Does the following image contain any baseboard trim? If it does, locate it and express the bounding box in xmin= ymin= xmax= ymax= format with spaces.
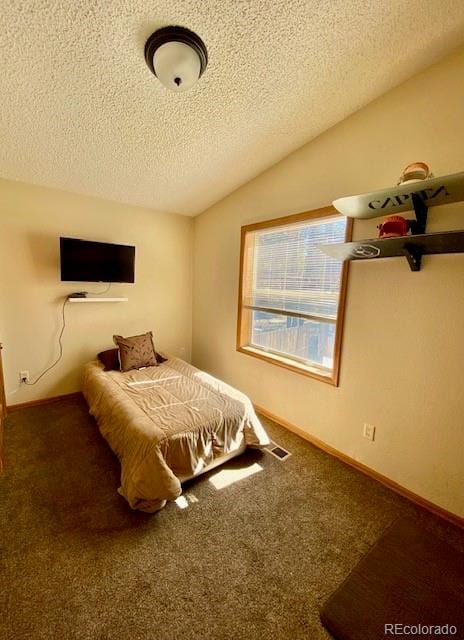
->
xmin=7 ymin=392 xmax=83 ymax=412
xmin=255 ymin=404 xmax=464 ymax=529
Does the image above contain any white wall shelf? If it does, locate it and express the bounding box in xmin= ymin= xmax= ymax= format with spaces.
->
xmin=68 ymin=297 xmax=128 ymax=303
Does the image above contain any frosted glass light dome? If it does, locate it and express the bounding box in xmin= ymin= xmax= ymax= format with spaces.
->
xmin=145 ymin=26 xmax=208 ymax=93
xmin=153 ymin=41 xmax=202 ymax=92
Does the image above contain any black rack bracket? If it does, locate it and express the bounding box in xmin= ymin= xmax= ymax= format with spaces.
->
xmin=410 ymin=193 xmax=428 ymax=234
xmin=402 ymin=243 xmax=423 ymax=271
xmin=402 ymin=194 xmax=428 ymax=269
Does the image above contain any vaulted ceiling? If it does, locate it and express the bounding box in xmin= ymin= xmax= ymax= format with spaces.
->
xmin=2 ymin=1 xmax=464 ymax=215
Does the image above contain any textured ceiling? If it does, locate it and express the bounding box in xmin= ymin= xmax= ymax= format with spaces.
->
xmin=1 ymin=1 xmax=464 ymax=216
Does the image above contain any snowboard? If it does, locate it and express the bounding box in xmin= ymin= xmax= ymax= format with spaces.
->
xmin=332 ymin=171 xmax=464 ymax=219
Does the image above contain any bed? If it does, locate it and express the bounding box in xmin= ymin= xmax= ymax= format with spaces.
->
xmin=82 ymin=355 xmax=269 ymax=512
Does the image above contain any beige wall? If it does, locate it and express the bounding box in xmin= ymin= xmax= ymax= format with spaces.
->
xmin=193 ymin=48 xmax=464 ymax=517
xmin=0 ymin=180 xmax=193 ymax=404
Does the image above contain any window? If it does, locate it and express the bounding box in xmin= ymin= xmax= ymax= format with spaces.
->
xmin=237 ymin=207 xmax=352 ymax=385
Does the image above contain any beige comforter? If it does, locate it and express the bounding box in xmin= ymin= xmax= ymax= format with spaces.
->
xmin=82 ymin=356 xmax=269 ymax=512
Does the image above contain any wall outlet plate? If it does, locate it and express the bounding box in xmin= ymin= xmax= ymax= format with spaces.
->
xmin=20 ymin=370 xmax=29 ymax=383
xmin=363 ymin=423 xmax=376 ymax=441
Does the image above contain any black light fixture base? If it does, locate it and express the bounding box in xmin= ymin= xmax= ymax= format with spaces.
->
xmin=144 ymin=26 xmax=208 ymax=78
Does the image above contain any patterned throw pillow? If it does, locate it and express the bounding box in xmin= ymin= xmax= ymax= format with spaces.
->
xmin=113 ymin=332 xmax=159 ymax=372
xmin=97 ymin=347 xmax=167 ymax=371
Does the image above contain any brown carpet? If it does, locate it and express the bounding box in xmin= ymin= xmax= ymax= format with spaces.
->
xmin=321 ymin=517 xmax=464 ymax=639
xmin=0 ymin=395 xmax=462 ymax=640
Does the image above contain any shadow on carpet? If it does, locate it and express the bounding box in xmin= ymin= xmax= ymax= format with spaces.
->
xmin=321 ymin=516 xmax=464 ymax=639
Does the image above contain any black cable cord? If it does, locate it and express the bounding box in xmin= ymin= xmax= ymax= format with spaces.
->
xmin=24 ymin=297 xmax=69 ymax=386
xmin=24 ymin=283 xmax=109 ymax=386
xmin=90 ymin=282 xmax=111 ymax=296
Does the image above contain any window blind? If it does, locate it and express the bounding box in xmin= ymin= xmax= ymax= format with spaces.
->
xmin=243 ymin=215 xmax=346 ymax=322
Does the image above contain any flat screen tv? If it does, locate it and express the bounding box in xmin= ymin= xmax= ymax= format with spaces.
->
xmin=60 ymin=237 xmax=135 ymax=283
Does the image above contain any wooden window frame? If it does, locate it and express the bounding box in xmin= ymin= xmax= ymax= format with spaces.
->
xmin=236 ymin=206 xmax=353 ymax=386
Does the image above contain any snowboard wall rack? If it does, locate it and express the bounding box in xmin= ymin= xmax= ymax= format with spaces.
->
xmin=319 ymin=168 xmax=464 ymax=271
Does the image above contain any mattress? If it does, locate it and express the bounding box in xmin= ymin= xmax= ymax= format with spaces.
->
xmin=82 ymin=356 xmax=269 ymax=512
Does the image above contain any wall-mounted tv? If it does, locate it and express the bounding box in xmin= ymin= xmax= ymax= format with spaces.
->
xmin=60 ymin=237 xmax=135 ymax=283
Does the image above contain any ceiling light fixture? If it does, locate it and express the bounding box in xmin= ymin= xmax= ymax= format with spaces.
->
xmin=144 ymin=26 xmax=208 ymax=92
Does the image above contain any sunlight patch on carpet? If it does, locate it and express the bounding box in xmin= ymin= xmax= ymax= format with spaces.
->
xmin=175 ymin=496 xmax=189 ymax=509
xmin=208 ymin=463 xmax=263 ymax=490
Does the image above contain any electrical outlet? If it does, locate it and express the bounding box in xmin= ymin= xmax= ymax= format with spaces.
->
xmin=363 ymin=423 xmax=376 ymax=441
xmin=20 ymin=370 xmax=29 ymax=384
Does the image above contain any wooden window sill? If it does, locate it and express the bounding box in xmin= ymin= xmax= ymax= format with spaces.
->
xmin=237 ymin=344 xmax=338 ymax=386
